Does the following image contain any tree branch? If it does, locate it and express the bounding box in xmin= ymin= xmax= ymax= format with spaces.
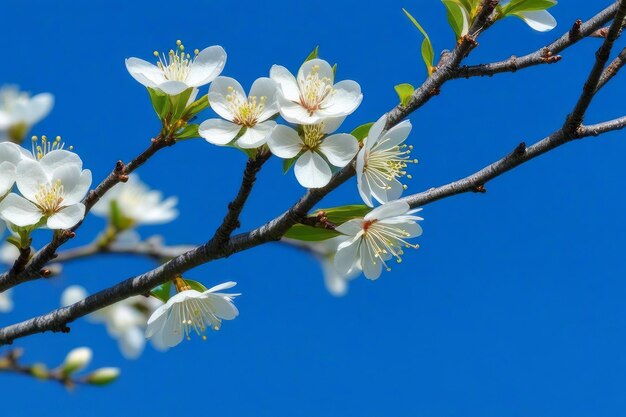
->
xmin=564 ymin=0 xmax=626 ymax=134
xmin=0 ymin=134 xmax=174 ymax=292
xmin=454 ymin=2 xmax=621 ymax=79
xmin=595 ymin=46 xmax=626 ymax=91
xmin=211 ymin=149 xmax=271 ymax=244
xmin=4 ymin=0 xmax=625 ymax=345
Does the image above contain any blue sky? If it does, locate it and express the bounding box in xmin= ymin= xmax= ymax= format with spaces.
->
xmin=2 ymin=0 xmax=626 ymax=416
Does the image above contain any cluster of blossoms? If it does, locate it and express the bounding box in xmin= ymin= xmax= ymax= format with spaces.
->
xmin=0 ymin=3 xmax=560 ymax=352
xmin=0 ymin=137 xmax=91 ymax=231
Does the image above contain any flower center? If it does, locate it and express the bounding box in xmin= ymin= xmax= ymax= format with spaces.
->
xmin=363 ymin=221 xmax=419 ymax=272
xmin=364 ymin=140 xmax=417 ymax=191
xmin=31 ymin=135 xmax=72 ymax=160
xmin=178 ymin=296 xmax=222 ymax=342
xmin=298 ymin=65 xmax=334 ymax=115
xmin=301 ymin=123 xmax=325 ymax=149
xmin=226 ymin=86 xmax=266 ymax=128
xmin=35 ymin=179 xmax=64 ymax=216
xmin=153 ymin=40 xmax=199 ymax=82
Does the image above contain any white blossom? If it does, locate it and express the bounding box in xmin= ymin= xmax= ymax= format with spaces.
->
xmin=357 ymin=115 xmax=416 ymax=207
xmin=0 ymin=289 xmax=13 ymax=313
xmin=0 ymin=86 xmax=53 ymax=142
xmin=61 ymin=285 xmax=165 ymax=359
xmin=199 ymin=76 xmax=278 ymax=149
xmin=334 ymin=201 xmax=423 ymax=280
xmin=91 ymin=174 xmax=178 ymax=227
xmin=0 ymin=146 xmax=91 ymax=230
xmin=270 ymin=59 xmax=362 ymax=125
xmin=267 ymin=119 xmax=358 ymax=188
xmin=146 ymin=282 xmax=239 ymax=348
xmin=286 ymin=236 xmax=360 ymax=296
xmin=126 ymin=40 xmax=226 ymax=96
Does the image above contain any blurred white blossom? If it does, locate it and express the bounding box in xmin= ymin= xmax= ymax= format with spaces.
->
xmin=61 ymin=285 xmax=165 ymax=359
xmin=0 ymin=85 xmax=53 ymax=142
xmin=91 ymin=174 xmax=178 ymax=228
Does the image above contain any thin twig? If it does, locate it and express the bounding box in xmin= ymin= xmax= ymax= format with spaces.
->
xmin=454 ymin=3 xmax=621 ymax=79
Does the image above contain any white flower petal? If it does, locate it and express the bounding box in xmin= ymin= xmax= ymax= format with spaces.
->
xmin=209 ymin=76 xmax=245 ymax=121
xmin=360 ymin=239 xmax=383 ymax=280
xmin=298 ymin=59 xmax=335 ymax=85
xmin=46 ymin=203 xmax=85 ymax=229
xmin=156 ymin=81 xmax=190 ymax=96
xmin=365 ymin=200 xmax=410 ymax=221
xmin=318 ymin=134 xmax=358 ymax=167
xmin=39 ymin=150 xmax=83 ymax=172
xmin=321 ymin=116 xmax=346 ymax=134
xmin=62 ymin=169 xmax=92 ymax=205
xmin=16 ymin=159 xmax=48 ymax=201
xmin=249 ymin=77 xmax=279 ymax=121
xmin=356 ymin=150 xmax=374 ymax=207
xmin=0 ymin=162 xmax=16 ymax=196
xmin=0 ymin=289 xmax=13 ymax=313
xmin=25 ymin=93 xmax=54 ymax=125
xmin=318 ymin=80 xmax=362 ymax=118
xmin=270 ymin=65 xmax=300 ymax=102
xmin=0 ymin=193 xmax=42 ymax=227
xmin=334 ymin=236 xmax=361 ymax=275
xmin=125 ymin=58 xmax=166 ymax=87
xmin=335 ymin=219 xmax=363 ymax=236
xmin=198 ymin=119 xmax=242 ymax=145
xmin=236 ymin=121 xmax=275 ymax=149
xmin=366 ymin=115 xmax=387 ymax=151
xmin=277 ymin=95 xmax=320 ymax=124
xmin=204 ymin=294 xmax=239 ymax=320
xmin=377 ymin=120 xmax=412 ymax=151
xmin=294 ymin=151 xmax=332 ymax=189
xmin=266 ymin=125 xmax=303 ymax=158
xmin=517 ymin=10 xmax=557 ymax=32
xmin=186 ymin=46 xmax=227 ymax=87
xmin=118 ymin=327 xmax=146 ymax=360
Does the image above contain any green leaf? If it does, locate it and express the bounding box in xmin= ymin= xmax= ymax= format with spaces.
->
xmin=402 ymin=8 xmax=435 ymax=76
xmin=176 ymin=123 xmax=199 ymax=140
xmin=283 ymin=156 xmax=298 ymax=173
xmin=394 ymin=83 xmax=415 ymax=107
xmin=350 ymin=122 xmax=374 ymax=142
xmin=150 ymin=281 xmax=172 ymax=303
xmin=169 ymin=88 xmax=195 ymax=120
xmin=185 ymin=279 xmax=209 ymax=292
xmin=503 ymin=0 xmax=556 ymax=15
xmin=332 ymin=63 xmax=337 ymax=77
xmin=147 ymin=87 xmax=170 ymax=120
xmin=183 ymin=95 xmax=210 ymax=118
xmin=304 ymin=46 xmax=319 ymax=63
xmin=283 ymin=225 xmax=341 ymax=241
xmin=457 ymin=0 xmax=473 ymax=14
xmin=283 ymin=205 xmax=371 ymax=242
xmin=442 ymin=0 xmax=469 ymax=38
xmin=316 ymin=205 xmax=371 ymax=224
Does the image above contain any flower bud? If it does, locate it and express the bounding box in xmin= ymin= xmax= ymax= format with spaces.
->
xmin=86 ymin=367 xmax=120 ymax=386
xmin=61 ymin=347 xmax=92 ymax=376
